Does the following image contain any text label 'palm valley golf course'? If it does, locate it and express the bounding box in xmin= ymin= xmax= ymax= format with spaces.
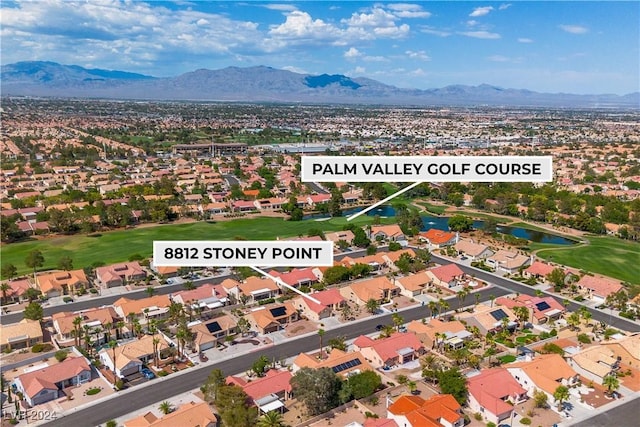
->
xmin=153 ymin=241 xmax=334 ymax=267
xmin=301 ymin=156 xmax=553 ymax=183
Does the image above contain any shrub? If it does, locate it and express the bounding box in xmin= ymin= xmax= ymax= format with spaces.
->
xmin=157 ymin=371 xmax=168 ymax=377
xmin=115 ymin=379 xmax=124 ymax=391
xmin=90 ymin=288 xmax=98 ymax=294
xmin=257 ymin=298 xmax=275 ymax=306
xmin=577 ymin=333 xmax=591 ymax=344
xmin=364 ymin=412 xmax=379 ymax=419
xmin=86 ymin=387 xmax=101 ymax=396
xmin=474 ymin=413 xmax=483 ymax=421
xmin=487 ymin=422 xmax=497 ymax=427
xmin=520 ymin=417 xmax=532 ymax=425
xmin=63 ymin=296 xmax=73 ymax=303
xmin=106 ymin=420 xmax=117 ymax=427
xmin=54 ymin=350 xmax=68 ymax=362
xmin=550 ymin=328 xmax=558 ymax=337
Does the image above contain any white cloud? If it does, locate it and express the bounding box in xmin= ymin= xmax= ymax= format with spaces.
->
xmin=263 ymin=4 xmax=298 ymax=12
xmin=466 ymin=20 xmax=479 ymax=27
xmin=459 ymin=31 xmax=501 ymax=39
xmin=344 ymin=47 xmax=362 ymax=59
xmin=518 ymin=37 xmax=533 ymax=43
xmin=269 ymin=11 xmax=338 ymax=39
xmin=498 ymin=4 xmax=512 ymax=10
xmin=487 ymin=55 xmax=509 ymax=62
xmin=406 ymin=50 xmax=430 ymax=60
xmin=409 ymin=68 xmax=426 ymax=76
xmin=345 ymin=66 xmax=367 ymax=76
xmin=469 ymin=6 xmax=493 ymax=17
xmin=420 ymin=26 xmax=452 ymax=37
xmin=196 ymin=19 xmax=209 ymax=26
xmin=559 ymin=24 xmax=589 ymax=34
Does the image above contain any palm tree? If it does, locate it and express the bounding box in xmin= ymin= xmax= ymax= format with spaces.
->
xmin=0 ymin=283 xmax=11 ymax=305
xmin=580 ymin=307 xmax=592 ymax=327
xmin=428 ymin=301 xmax=438 ymax=318
xmin=407 ymin=381 xmax=418 ymax=395
xmin=513 ymin=306 xmax=529 ymax=330
xmin=438 ymin=299 xmax=449 ymax=318
xmin=73 ymin=316 xmax=83 ymax=348
xmin=158 ymin=401 xmax=173 ymax=415
xmin=318 ymin=328 xmax=325 ymax=359
xmin=365 ymin=298 xmax=380 ymax=314
xmin=603 ymin=375 xmax=620 ymax=397
xmin=257 ymin=410 xmax=285 ymax=427
xmin=146 ymin=286 xmax=155 ymax=297
xmin=421 ymin=354 xmax=440 ymax=385
xmin=474 ymin=293 xmax=480 ymax=307
xmin=380 ymin=325 xmax=395 ymax=338
xmin=116 ymin=321 xmax=125 ymax=340
xmin=567 ymin=312 xmax=581 ymax=331
xmin=484 ymin=345 xmax=497 ymax=366
xmin=183 ymin=281 xmax=195 ymax=290
xmin=553 ymin=385 xmax=570 ymax=410
xmin=108 ymin=340 xmax=118 ymax=386
xmin=127 ymin=312 xmax=136 ymax=337
xmin=103 ymin=322 xmax=113 ymax=343
xmin=339 ymin=304 xmax=353 ymax=321
xmin=489 ymin=294 xmax=496 ymax=308
xmin=392 ymin=313 xmax=404 ymax=331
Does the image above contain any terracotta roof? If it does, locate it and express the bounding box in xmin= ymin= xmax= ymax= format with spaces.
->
xmin=577 ymin=275 xmax=623 ymax=297
xmin=173 ymin=284 xmax=227 ymax=303
xmin=53 ymin=307 xmax=120 ymax=335
xmin=239 ymin=276 xmax=279 ymax=294
xmin=6 ymin=278 xmax=32 ymax=297
xmin=17 ymin=357 xmax=91 ymax=399
xmin=420 ymin=229 xmax=456 ymax=245
xmin=268 ymin=268 xmax=317 ymax=287
xmin=354 ymin=332 xmax=423 ymax=363
xmin=114 ymin=295 xmax=171 ymax=316
xmin=36 ymin=269 xmax=88 ymax=294
xmin=123 ymin=401 xmax=217 ymax=427
xmin=388 ymin=395 xmax=425 ymax=415
xmin=384 ymin=249 xmax=416 ymax=264
xmin=370 ymin=224 xmax=404 ymax=238
xmin=295 ymin=288 xmax=344 ymax=315
xmin=406 ymin=318 xmax=466 ymax=341
xmin=248 ymin=303 xmax=296 ymax=329
xmin=508 ymin=354 xmax=577 ymax=394
xmin=227 ymin=369 xmax=292 ymax=401
xmin=454 ymin=240 xmax=490 ymax=257
xmin=0 ymin=319 xmax=43 ymax=346
xmin=293 ymin=349 xmax=374 ymax=378
xmin=346 ymin=276 xmax=396 ymax=302
xmin=397 ymin=272 xmax=430 ymax=291
xmin=99 ymin=334 xmax=169 ymax=371
xmin=389 ymin=394 xmax=462 ymax=427
xmin=468 ymin=368 xmax=526 ymax=417
xmin=364 ymin=419 xmax=399 ymax=427
xmin=524 ymin=261 xmax=556 ymax=277
xmin=427 ymin=264 xmax=465 ymax=283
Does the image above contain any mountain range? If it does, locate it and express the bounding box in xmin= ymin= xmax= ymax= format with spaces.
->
xmin=2 ymin=61 xmax=638 ymax=108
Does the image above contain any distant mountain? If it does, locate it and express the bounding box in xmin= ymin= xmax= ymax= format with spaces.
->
xmin=2 ymin=61 xmax=638 ymax=108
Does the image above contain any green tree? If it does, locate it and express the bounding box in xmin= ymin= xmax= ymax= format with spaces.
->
xmin=346 ymin=370 xmax=381 ymax=399
xmin=447 ymin=215 xmax=474 ymax=232
xmin=328 ymin=336 xmax=347 ymax=351
xmin=57 ymin=256 xmax=74 ymax=271
xmin=252 ymin=355 xmax=271 ymax=377
xmin=237 ymin=317 xmax=251 ymax=337
xmin=23 ymin=302 xmax=43 ymax=321
xmin=200 ymin=368 xmax=225 ymax=403
xmin=1 ymin=263 xmax=17 ymax=280
xmin=437 ymin=368 xmax=468 ymax=405
xmin=553 ymin=385 xmax=570 ymax=410
xmin=25 ymin=250 xmax=45 ymax=276
xmin=109 ymin=340 xmax=118 ymax=385
xmin=257 ymin=411 xmax=286 ymax=427
xmin=215 ymin=384 xmax=258 ymax=427
xmin=365 ymin=298 xmax=380 ymax=314
xmin=291 ymin=367 xmax=342 ymax=416
xmin=392 ymin=313 xmax=404 ymax=331
xmin=352 ymin=228 xmax=371 ymax=248
xmin=158 ymin=401 xmax=173 ymax=415
xmin=0 ymin=283 xmax=11 ymax=305
xmin=24 ymin=287 xmax=41 ymax=303
xmin=146 ymin=286 xmax=155 ymax=297
xmin=318 ymin=328 xmax=326 ymax=359
xmin=533 ymin=388 xmax=548 ymax=408
xmin=546 ymin=268 xmax=566 ymax=291
xmin=603 ymin=375 xmax=620 ymax=396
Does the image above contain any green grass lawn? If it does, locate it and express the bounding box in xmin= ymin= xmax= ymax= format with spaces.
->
xmin=532 ymin=236 xmax=640 ymax=285
xmin=0 ymin=216 xmax=393 ymax=277
xmin=416 ymin=201 xmax=447 ymax=215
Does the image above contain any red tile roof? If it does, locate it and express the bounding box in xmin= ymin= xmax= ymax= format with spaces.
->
xmin=428 ymin=263 xmax=465 ymax=283
xmin=354 ymin=332 xmax=423 ymax=363
xmin=226 ymin=369 xmax=292 ymax=401
xmin=467 ymin=368 xmax=525 ymax=417
xmin=420 ymin=229 xmax=456 ymax=245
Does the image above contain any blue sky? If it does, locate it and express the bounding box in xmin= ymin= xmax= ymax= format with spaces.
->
xmin=2 ymin=1 xmax=638 ymax=94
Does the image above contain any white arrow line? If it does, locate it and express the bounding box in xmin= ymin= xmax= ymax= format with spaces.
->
xmin=346 ymin=181 xmax=424 ymax=221
xmin=248 ymin=266 xmax=322 ymax=305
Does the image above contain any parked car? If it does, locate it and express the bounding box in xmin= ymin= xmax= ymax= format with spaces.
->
xmin=141 ymin=368 xmax=155 ymax=379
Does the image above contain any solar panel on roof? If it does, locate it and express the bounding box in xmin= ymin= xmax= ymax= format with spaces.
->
xmin=332 ymin=358 xmax=362 ymax=373
xmin=206 ymin=322 xmax=222 ymax=333
xmin=270 ymin=306 xmax=287 ymax=317
xmin=535 ymin=301 xmax=551 ymax=311
xmin=490 ymin=309 xmax=508 ymax=321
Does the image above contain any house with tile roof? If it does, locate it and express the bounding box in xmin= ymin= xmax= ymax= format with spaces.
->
xmin=268 ymin=268 xmax=319 ymax=289
xmin=13 ymin=356 xmax=92 ymax=406
xmin=99 ymin=334 xmax=171 ymax=378
xmin=599 ymin=334 xmax=640 ymax=371
xmin=171 ymin=283 xmax=228 ymax=312
xmin=367 ymin=225 xmax=406 ymax=243
xmin=387 ymin=394 xmax=464 ymax=427
xmin=189 ymin=315 xmax=238 ymax=353
xmin=457 ymin=304 xmax=518 ymax=335
xmin=2 ymin=278 xmax=33 ymax=303
xmin=419 ymin=229 xmax=458 ymax=249
xmin=123 ymin=401 xmax=217 ymax=427
xmin=406 ymin=318 xmax=471 ymax=351
xmin=453 ymin=240 xmax=493 ymax=260
xmin=467 ymin=368 xmax=528 ymax=425
xmin=339 ymin=276 xmax=398 ymax=306
xmin=113 ymin=295 xmax=172 ymax=324
xmin=486 ymin=250 xmax=531 ymax=273
xmin=576 ymin=275 xmax=623 ymax=302
xmin=567 ymin=345 xmax=620 ymax=385
xmin=52 ymin=306 xmax=121 ymax=347
xmin=426 ymin=264 xmax=465 ymax=289
xmin=227 ymin=369 xmax=293 ymax=406
xmin=395 ymin=271 xmax=431 ymax=297
xmin=232 ymin=276 xmax=281 ymax=304
xmin=383 ymin=249 xmax=416 ymax=269
xmin=292 ymin=348 xmax=374 ymax=379
xmin=523 ymin=261 xmax=556 ymax=283
xmin=325 ymin=230 xmax=356 ymax=246
xmin=495 ymin=295 xmax=565 ymax=325
xmin=95 ymin=262 xmax=146 ymax=288
xmin=293 ymin=288 xmax=345 ymax=322
xmin=36 ymin=269 xmax=89 ymax=297
xmin=506 ymin=354 xmax=579 ymax=401
xmin=246 ymin=303 xmax=298 ymax=334
xmin=354 ymin=332 xmax=425 ymax=369
xmin=0 ymin=319 xmax=43 ymax=352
